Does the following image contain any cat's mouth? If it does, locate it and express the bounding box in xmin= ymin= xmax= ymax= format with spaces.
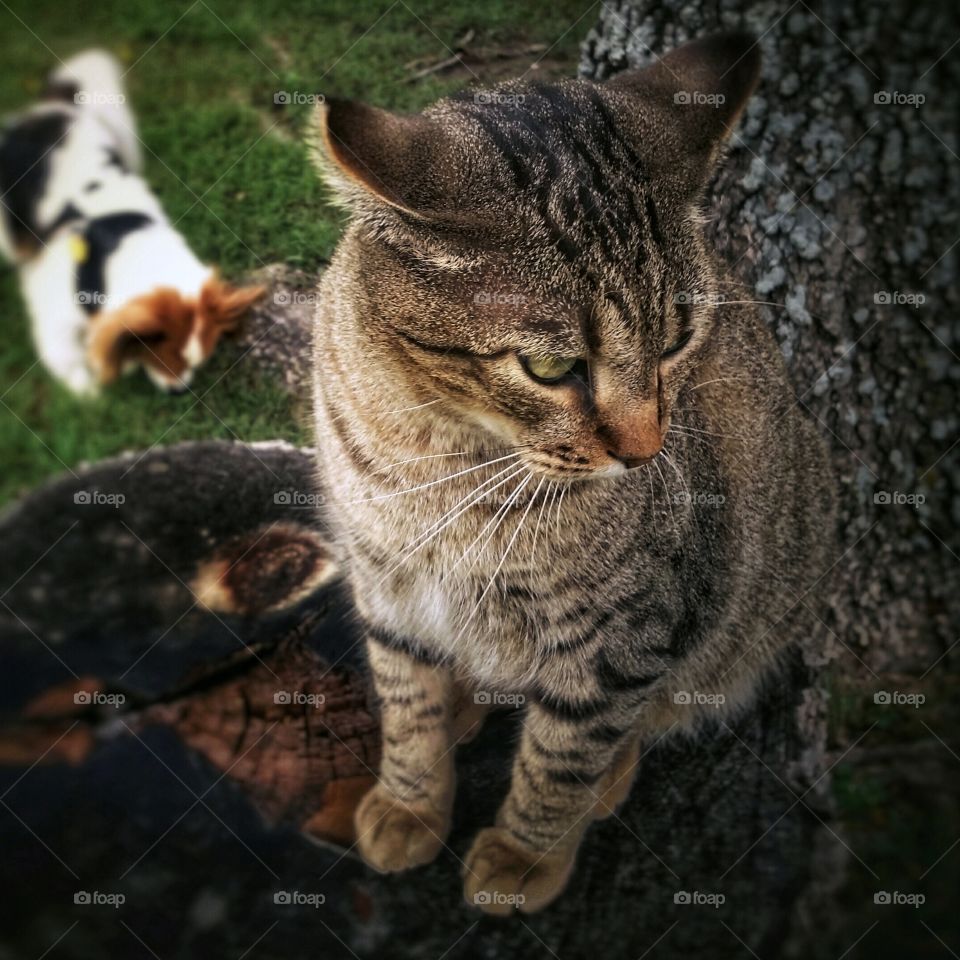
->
xmin=520 ymin=429 xmax=667 ymax=480
xmin=520 ymin=452 xmax=630 ymax=481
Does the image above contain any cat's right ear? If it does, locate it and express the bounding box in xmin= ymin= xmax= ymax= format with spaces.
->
xmin=602 ymin=33 xmax=762 ymax=191
xmin=309 ymin=99 xmax=453 ymax=219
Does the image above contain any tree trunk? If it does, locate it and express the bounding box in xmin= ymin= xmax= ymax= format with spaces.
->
xmin=2 ymin=1 xmax=957 ymax=957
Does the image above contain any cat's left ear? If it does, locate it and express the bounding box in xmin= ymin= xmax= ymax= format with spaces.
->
xmin=602 ymin=32 xmax=761 ymax=190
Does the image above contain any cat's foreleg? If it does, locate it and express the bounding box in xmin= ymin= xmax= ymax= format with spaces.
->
xmin=463 ymin=698 xmax=642 ymax=914
xmin=354 ymin=631 xmax=457 ymax=873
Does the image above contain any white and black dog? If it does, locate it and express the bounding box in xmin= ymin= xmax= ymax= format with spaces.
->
xmin=0 ymin=50 xmax=263 ymax=394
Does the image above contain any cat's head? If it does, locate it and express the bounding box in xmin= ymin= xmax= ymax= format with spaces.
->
xmin=311 ymin=34 xmax=761 ymax=478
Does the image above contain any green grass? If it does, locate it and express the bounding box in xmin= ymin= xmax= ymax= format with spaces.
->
xmin=0 ymin=0 xmax=597 ymax=503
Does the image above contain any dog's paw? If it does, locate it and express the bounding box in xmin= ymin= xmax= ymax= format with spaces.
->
xmin=62 ymin=364 xmax=100 ymax=398
xmin=463 ymin=827 xmax=575 ymax=915
xmin=354 ymin=782 xmax=449 ymax=873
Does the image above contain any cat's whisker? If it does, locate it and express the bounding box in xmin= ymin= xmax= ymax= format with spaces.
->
xmin=449 ymin=470 xmax=531 ymax=579
xmin=659 ymin=448 xmax=685 ymax=494
xmin=461 ymin=474 xmax=542 ymax=632
xmin=670 ymin=424 xmax=750 ymax=442
xmin=372 ymin=450 xmax=468 ymax=475
xmin=342 ymin=452 xmax=520 ymax=505
xmin=381 ymin=463 xmax=527 ymax=583
xmin=666 ymin=425 xmax=716 ymax=448
xmin=653 ymin=456 xmax=678 ymax=536
xmin=441 ymin=470 xmax=532 ymax=581
xmin=453 ymin=473 xmax=531 ymax=589
xmin=392 ymin=460 xmax=523 ymax=553
xmin=688 ymin=376 xmax=751 ymax=391
xmin=380 ymin=398 xmax=443 ymax=415
xmin=549 ymin=479 xmax=561 ymax=509
xmin=646 ymin=464 xmax=658 ymax=532
xmin=660 ymin=448 xmax=700 ymax=535
xmin=553 ymin=482 xmax=569 ymax=546
xmin=529 ymin=479 xmax=554 ymax=562
xmin=539 ymin=482 xmax=560 ymax=555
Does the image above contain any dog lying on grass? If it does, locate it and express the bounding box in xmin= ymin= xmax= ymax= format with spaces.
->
xmin=0 ymin=49 xmax=263 ymax=394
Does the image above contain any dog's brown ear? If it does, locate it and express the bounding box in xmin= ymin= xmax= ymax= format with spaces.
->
xmin=199 ymin=275 xmax=266 ymax=329
xmin=87 ymin=301 xmax=167 ymax=383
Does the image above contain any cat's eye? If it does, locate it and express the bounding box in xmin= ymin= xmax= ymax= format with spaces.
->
xmin=521 ymin=354 xmax=580 ymax=383
xmin=661 ymin=330 xmax=693 ymax=359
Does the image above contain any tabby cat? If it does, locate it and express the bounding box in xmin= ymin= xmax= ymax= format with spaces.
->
xmin=309 ymin=33 xmax=835 ymax=914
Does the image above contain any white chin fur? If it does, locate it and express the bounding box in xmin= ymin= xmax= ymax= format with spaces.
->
xmin=595 ymin=461 xmax=628 ymax=478
xmin=146 ymin=365 xmax=193 ymax=392
xmin=182 ymin=330 xmax=205 ymax=368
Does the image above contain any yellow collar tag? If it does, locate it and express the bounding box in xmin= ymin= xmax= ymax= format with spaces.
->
xmin=68 ymin=233 xmax=89 ymax=264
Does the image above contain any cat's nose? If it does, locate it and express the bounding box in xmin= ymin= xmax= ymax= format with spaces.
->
xmin=602 ymin=399 xmax=663 ymax=468
xmin=617 ymin=453 xmax=657 ymax=469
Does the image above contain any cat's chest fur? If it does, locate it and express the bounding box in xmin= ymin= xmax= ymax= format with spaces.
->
xmin=336 ymin=468 xmax=604 ymax=691
xmin=367 ymin=562 xmax=538 ymax=687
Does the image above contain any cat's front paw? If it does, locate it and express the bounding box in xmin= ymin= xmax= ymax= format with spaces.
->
xmin=463 ymin=827 xmax=575 ymax=915
xmin=354 ymin=782 xmax=450 ymax=873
